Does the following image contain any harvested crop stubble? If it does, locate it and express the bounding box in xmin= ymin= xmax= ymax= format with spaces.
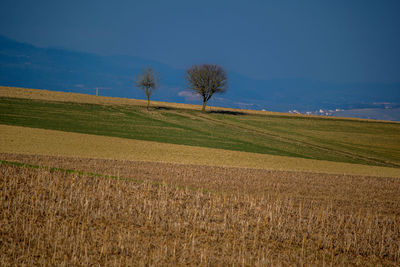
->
xmin=2 ymin=153 xmax=400 ymax=216
xmin=1 ymin=164 xmax=400 ymax=266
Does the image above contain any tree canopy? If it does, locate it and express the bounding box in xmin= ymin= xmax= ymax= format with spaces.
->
xmin=185 ymin=64 xmax=228 ymax=111
xmin=135 ymin=67 xmax=159 ymax=110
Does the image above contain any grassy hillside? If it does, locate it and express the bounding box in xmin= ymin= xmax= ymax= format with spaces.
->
xmin=1 ymin=91 xmax=399 ymax=168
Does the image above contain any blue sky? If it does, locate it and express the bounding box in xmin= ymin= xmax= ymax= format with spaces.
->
xmin=0 ymin=0 xmax=399 ymax=83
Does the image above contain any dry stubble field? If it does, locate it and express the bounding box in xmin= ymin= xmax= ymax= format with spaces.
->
xmin=1 ymin=153 xmax=400 ymax=266
xmin=1 ymin=86 xmax=400 ymax=265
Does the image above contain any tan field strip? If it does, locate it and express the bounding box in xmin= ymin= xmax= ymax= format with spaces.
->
xmin=0 ymin=86 xmax=197 ymax=110
xmin=1 ymin=124 xmax=399 ymax=177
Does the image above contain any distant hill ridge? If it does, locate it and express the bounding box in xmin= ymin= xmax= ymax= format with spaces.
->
xmin=1 ymin=35 xmax=399 ymax=118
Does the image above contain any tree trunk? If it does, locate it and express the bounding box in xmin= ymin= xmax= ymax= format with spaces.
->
xmin=201 ymin=100 xmax=207 ymax=112
xmin=146 ymin=88 xmax=150 ymax=111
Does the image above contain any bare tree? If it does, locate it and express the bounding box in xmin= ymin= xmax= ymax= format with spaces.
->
xmin=134 ymin=67 xmax=159 ymax=110
xmin=185 ymin=64 xmax=228 ymax=112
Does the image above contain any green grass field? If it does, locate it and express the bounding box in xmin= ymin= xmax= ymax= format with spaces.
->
xmin=1 ymin=95 xmax=399 ymax=168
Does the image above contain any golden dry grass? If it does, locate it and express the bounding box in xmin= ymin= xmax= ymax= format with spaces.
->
xmin=1 ymin=124 xmax=400 ymax=178
xmin=1 ymin=163 xmax=399 ymax=266
xmin=0 ymin=85 xmax=192 ymax=109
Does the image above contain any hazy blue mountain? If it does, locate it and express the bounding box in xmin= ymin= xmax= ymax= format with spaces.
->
xmin=0 ymin=35 xmax=185 ymax=103
xmin=1 ymin=35 xmax=399 ymax=118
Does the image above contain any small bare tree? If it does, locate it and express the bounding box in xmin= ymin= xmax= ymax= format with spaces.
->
xmin=185 ymin=64 xmax=228 ymax=112
xmin=134 ymin=67 xmax=159 ymax=110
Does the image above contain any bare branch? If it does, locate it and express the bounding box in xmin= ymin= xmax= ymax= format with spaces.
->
xmin=134 ymin=67 xmax=159 ymax=110
xmin=185 ymin=64 xmax=228 ymax=111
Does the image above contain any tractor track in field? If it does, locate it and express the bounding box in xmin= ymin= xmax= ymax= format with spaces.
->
xmin=198 ymin=114 xmax=400 ymax=168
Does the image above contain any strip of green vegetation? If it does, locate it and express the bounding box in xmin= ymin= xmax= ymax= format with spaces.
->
xmin=1 ymin=97 xmax=399 ymax=167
